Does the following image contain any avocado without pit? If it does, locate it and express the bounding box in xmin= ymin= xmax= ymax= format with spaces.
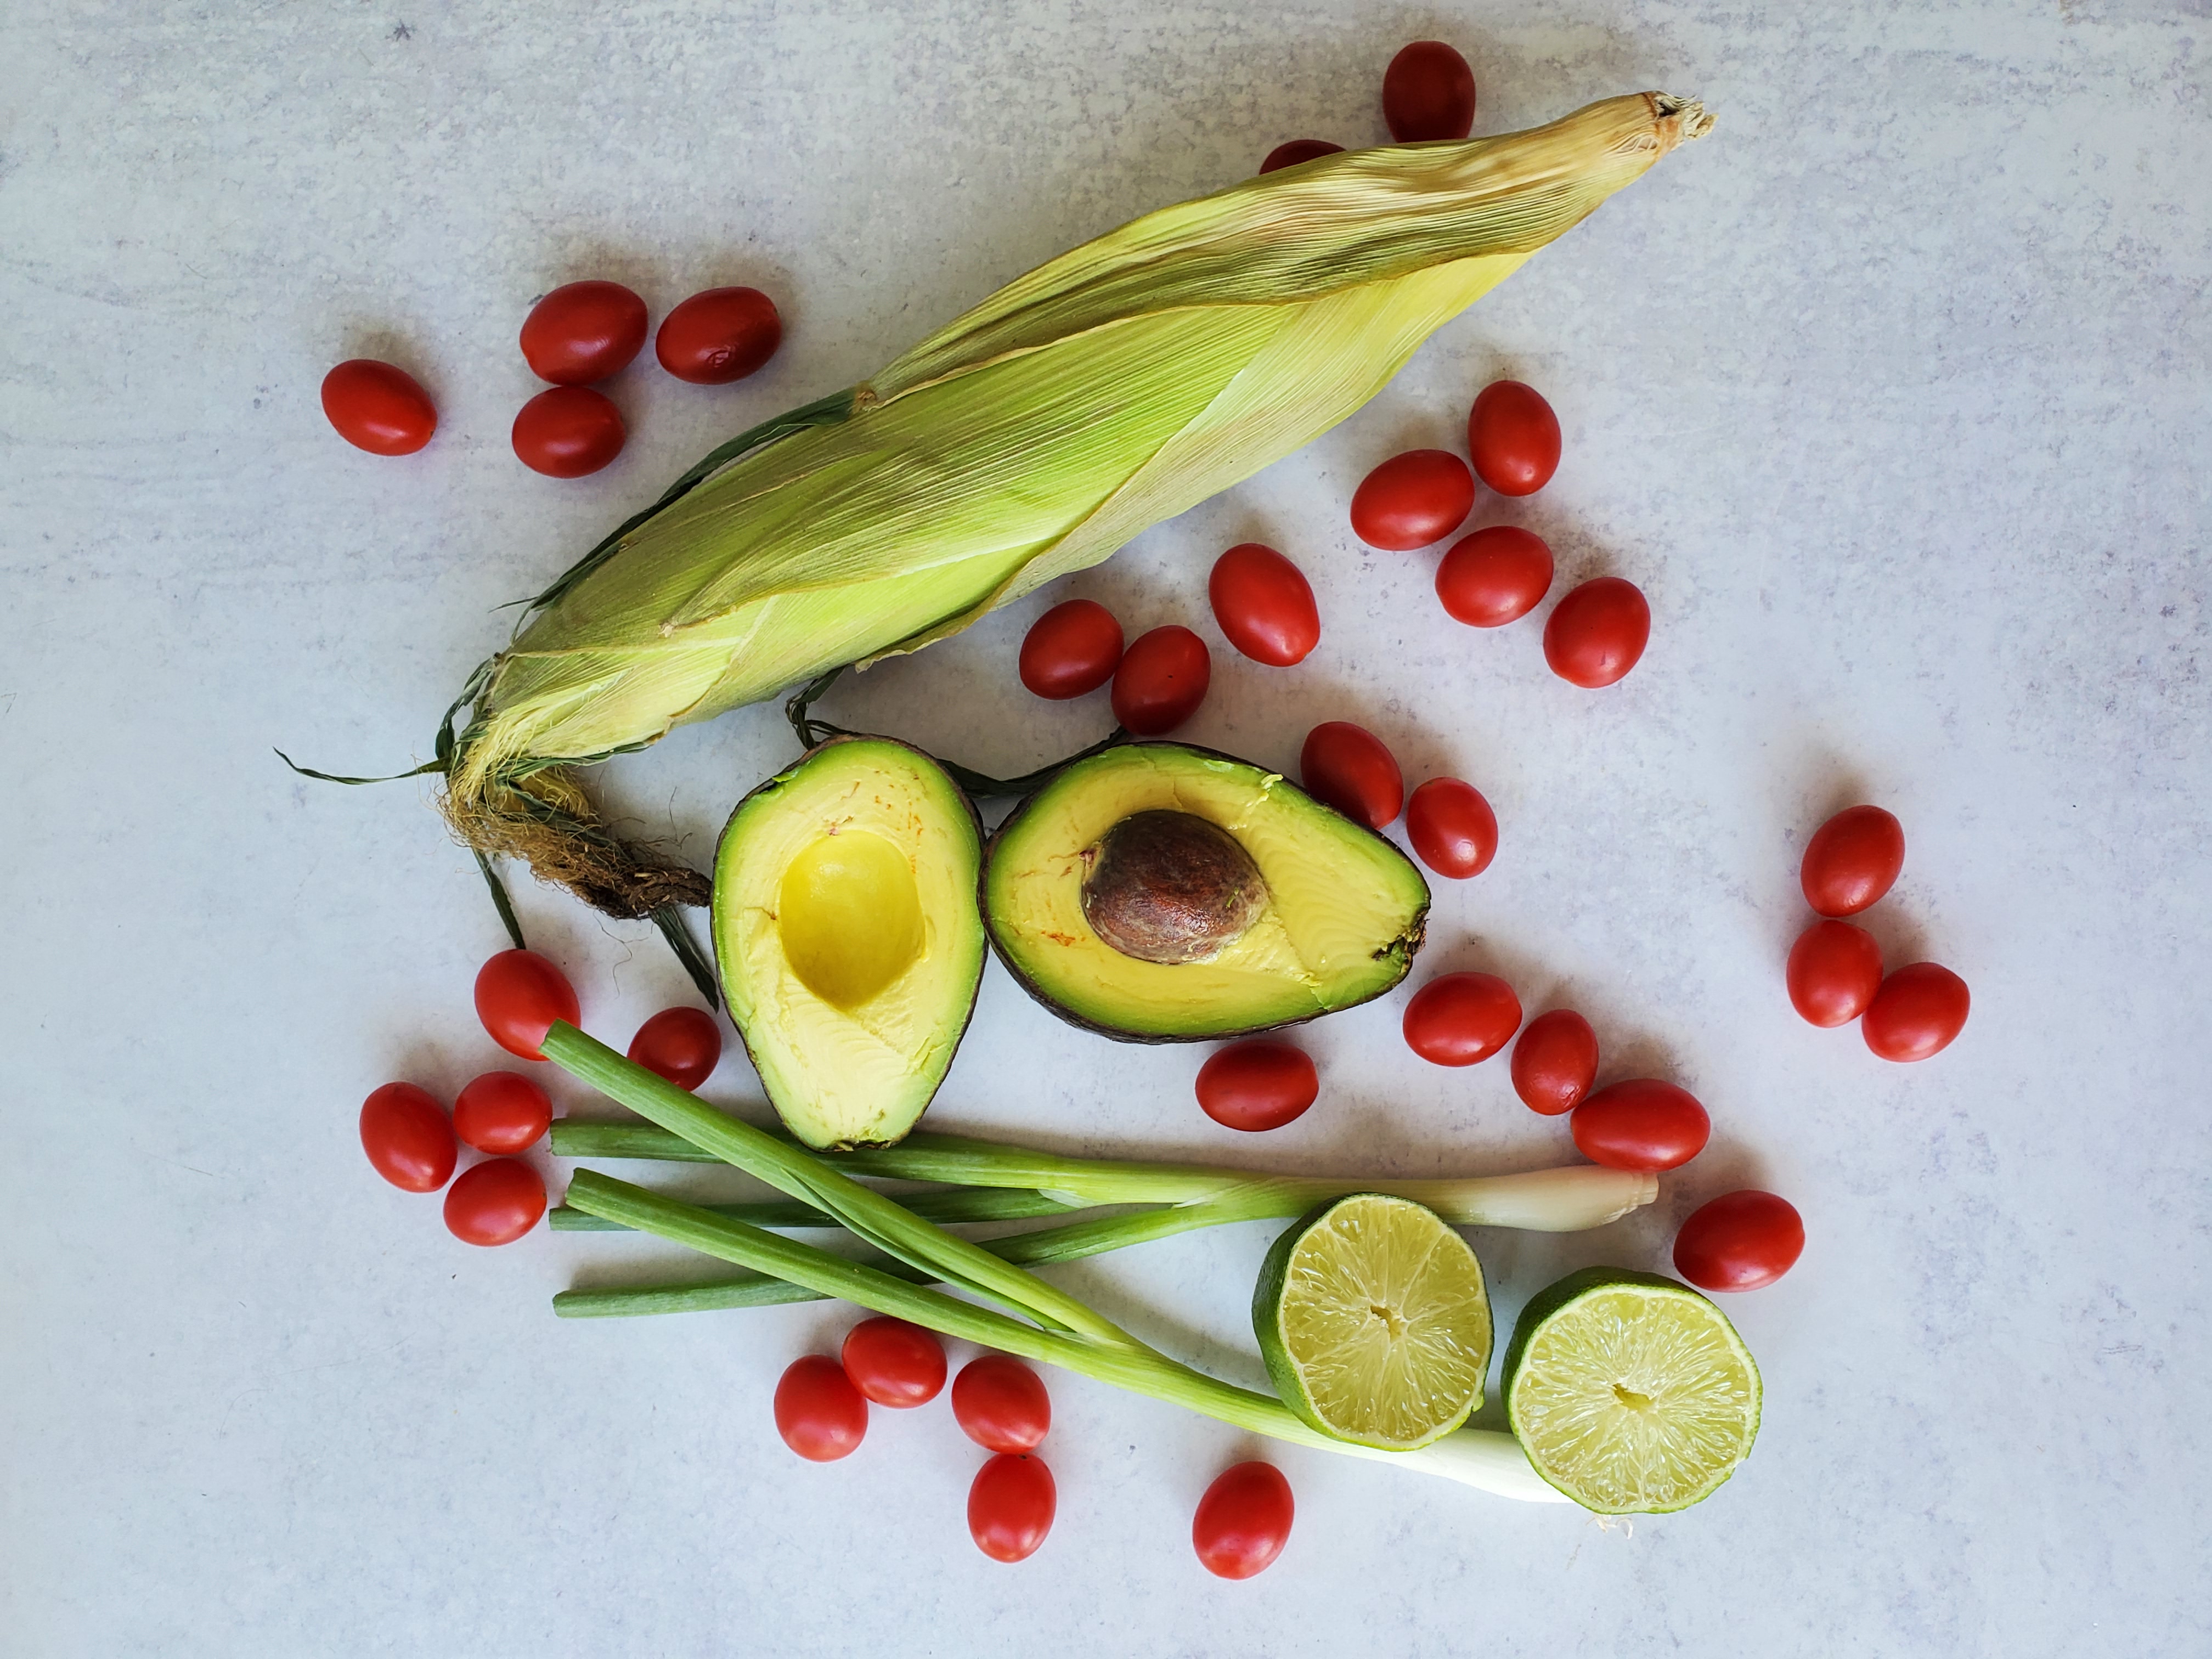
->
xmin=712 ymin=736 xmax=985 ymax=1148
xmin=982 ymin=742 xmax=1429 ymax=1041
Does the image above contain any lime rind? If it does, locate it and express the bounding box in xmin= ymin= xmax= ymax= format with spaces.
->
xmin=1503 ymin=1267 xmax=1762 ymax=1514
xmin=1253 ymin=1193 xmax=1492 ymax=1452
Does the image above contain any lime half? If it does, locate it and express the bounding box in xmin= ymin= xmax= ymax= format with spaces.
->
xmin=1252 ymin=1193 xmax=1492 ymax=1451
xmin=1504 ymin=1267 xmax=1762 ymax=1514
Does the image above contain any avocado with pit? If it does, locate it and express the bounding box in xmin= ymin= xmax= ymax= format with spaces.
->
xmin=712 ymin=736 xmax=985 ymax=1148
xmin=983 ymin=742 xmax=1429 ymax=1041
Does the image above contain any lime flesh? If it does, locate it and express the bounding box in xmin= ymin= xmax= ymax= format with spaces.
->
xmin=1504 ymin=1268 xmax=1761 ymax=1514
xmin=1253 ymin=1193 xmax=1491 ymax=1451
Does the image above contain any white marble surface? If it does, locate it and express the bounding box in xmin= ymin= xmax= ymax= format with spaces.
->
xmin=4 ymin=2 xmax=2207 ymax=1653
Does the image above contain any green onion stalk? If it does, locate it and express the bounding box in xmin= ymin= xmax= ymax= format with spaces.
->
xmin=542 ymin=1025 xmax=1653 ymax=1505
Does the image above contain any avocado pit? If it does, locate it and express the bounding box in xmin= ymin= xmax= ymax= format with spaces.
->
xmin=1079 ymin=809 xmax=1268 ymax=964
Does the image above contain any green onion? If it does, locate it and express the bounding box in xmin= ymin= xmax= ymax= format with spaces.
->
xmin=562 ymin=1167 xmax=1564 ymax=1504
xmin=540 ymin=1024 xmax=1615 ymax=1504
xmin=548 ymin=1119 xmax=1657 ymax=1228
xmin=546 ymin=1186 xmax=1087 ymax=1232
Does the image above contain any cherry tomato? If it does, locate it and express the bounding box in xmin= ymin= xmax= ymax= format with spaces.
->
xmin=654 ymin=285 xmax=781 ymax=385
xmin=442 ymin=1157 xmax=546 ymax=1245
xmin=628 ymin=1006 xmax=722 ymax=1090
xmin=1209 ymin=543 xmax=1320 ymax=667
xmin=473 ymin=949 xmax=580 ymax=1061
xmin=1111 ymin=625 xmax=1211 ymax=735
xmin=1259 ymin=138 xmax=1344 ymax=173
xmin=1673 ymin=1190 xmax=1804 ymax=1292
xmin=453 ymin=1071 xmax=553 ymax=1154
xmin=1466 ymin=381 xmax=1561 ymax=496
xmin=951 ymin=1355 xmax=1051 ymax=1453
xmin=520 ymin=279 xmax=648 ymax=384
xmin=1786 ymin=920 xmax=1883 ymax=1028
xmin=774 ymin=1355 xmax=868 ymax=1461
xmin=1193 ymin=1461 xmax=1295 ymax=1579
xmin=1020 ymin=599 xmax=1125 ymax=698
xmin=840 ymin=1317 xmax=947 ymax=1408
xmin=1405 ymin=777 xmax=1497 ymax=878
xmin=1349 ymin=450 xmax=1476 ymax=551
xmin=1436 ymin=525 xmax=1553 ymax=627
xmin=969 ymin=1453 xmax=1056 ymax=1563
xmin=1861 ymin=962 xmax=1970 ymax=1062
xmin=512 ymin=386 xmax=626 ymax=478
xmin=1382 ymin=41 xmax=1476 ymax=142
xmin=1801 ymin=805 xmax=1906 ymax=918
xmin=1195 ymin=1040 xmax=1319 ymax=1132
xmin=1402 ymin=972 xmax=1521 ymax=1066
xmin=1510 ymin=1009 xmax=1599 ymax=1115
xmin=1572 ymin=1080 xmax=1709 ymax=1171
xmin=320 ymin=359 xmax=437 ymax=456
xmin=1300 ymin=721 xmax=1403 ymax=828
xmin=359 ymin=1081 xmax=456 ymax=1192
xmin=1543 ymin=576 xmax=1649 ymax=688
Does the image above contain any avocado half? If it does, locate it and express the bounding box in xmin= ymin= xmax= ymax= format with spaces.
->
xmin=982 ymin=742 xmax=1429 ymax=1041
xmin=712 ymin=737 xmax=985 ymax=1148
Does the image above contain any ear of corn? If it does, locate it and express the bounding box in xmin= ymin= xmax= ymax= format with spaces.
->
xmin=445 ymin=92 xmax=1711 ymax=912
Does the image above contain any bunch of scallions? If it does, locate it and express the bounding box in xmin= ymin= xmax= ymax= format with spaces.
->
xmin=542 ymin=1025 xmax=1655 ymax=1504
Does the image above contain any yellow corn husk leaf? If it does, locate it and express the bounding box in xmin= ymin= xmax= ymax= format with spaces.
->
xmin=453 ymin=92 xmax=1711 ymax=809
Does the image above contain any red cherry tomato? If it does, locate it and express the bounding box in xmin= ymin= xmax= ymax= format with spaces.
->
xmin=512 ymin=386 xmax=626 ymax=478
xmin=1209 ymin=543 xmax=1320 ymax=667
xmin=1436 ymin=525 xmax=1553 ymax=627
xmin=1861 ymin=962 xmax=1970 ymax=1062
xmin=359 ymin=1081 xmax=456 ymax=1192
xmin=969 ymin=1453 xmax=1056 ymax=1563
xmin=774 ymin=1355 xmax=868 ymax=1461
xmin=1111 ymin=625 xmax=1211 ymax=735
xmin=1349 ymin=450 xmax=1476 ymax=551
xmin=628 ymin=1007 xmax=723 ymax=1090
xmin=441 ymin=1157 xmax=546 ymax=1245
xmin=840 ymin=1317 xmax=947 ymax=1408
xmin=320 ymin=359 xmax=437 ymax=455
xmin=951 ymin=1355 xmax=1051 ymax=1453
xmin=1405 ymin=777 xmax=1497 ymax=878
xmin=473 ymin=949 xmax=580 ymax=1061
xmin=1020 ymin=599 xmax=1125 ymax=699
xmin=1801 ymin=805 xmax=1906 ymax=917
xmin=1786 ymin=920 xmax=1883 ymax=1028
xmin=1193 ymin=1461 xmax=1295 ymax=1579
xmin=1195 ymin=1040 xmax=1319 ymax=1132
xmin=1510 ymin=1009 xmax=1599 ymax=1115
xmin=520 ymin=280 xmax=648 ymax=384
xmin=1300 ymin=721 xmax=1403 ymax=828
xmin=453 ymin=1071 xmax=553 ymax=1154
xmin=1543 ymin=576 xmax=1650 ymax=688
xmin=654 ymin=286 xmax=781 ymax=385
xmin=1571 ymin=1080 xmax=1709 ymax=1171
xmin=1673 ymin=1190 xmax=1804 ymax=1292
xmin=1466 ymin=381 xmax=1561 ymax=497
xmin=1402 ymin=972 xmax=1521 ymax=1066
xmin=1382 ymin=41 xmax=1476 ymax=142
xmin=1260 ymin=138 xmax=1344 ymax=173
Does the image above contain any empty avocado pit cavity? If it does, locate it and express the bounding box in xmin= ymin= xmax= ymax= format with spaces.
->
xmin=776 ymin=830 xmax=925 ymax=1008
xmin=1079 ymin=809 xmax=1269 ymax=965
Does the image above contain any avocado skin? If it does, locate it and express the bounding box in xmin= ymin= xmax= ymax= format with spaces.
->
xmin=712 ymin=735 xmax=985 ymax=1148
xmin=981 ymin=741 xmax=1430 ymax=1045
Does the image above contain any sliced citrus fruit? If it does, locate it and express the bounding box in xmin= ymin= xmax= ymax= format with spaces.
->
xmin=1252 ymin=1193 xmax=1491 ymax=1451
xmin=1504 ymin=1267 xmax=1762 ymax=1513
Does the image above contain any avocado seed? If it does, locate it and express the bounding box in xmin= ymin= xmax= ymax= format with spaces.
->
xmin=1079 ymin=810 xmax=1268 ymax=964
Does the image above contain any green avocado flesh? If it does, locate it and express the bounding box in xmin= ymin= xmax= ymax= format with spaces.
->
xmin=712 ymin=737 xmax=985 ymax=1148
xmin=983 ymin=743 xmax=1429 ymax=1040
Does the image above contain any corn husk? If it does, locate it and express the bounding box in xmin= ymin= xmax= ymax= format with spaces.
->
xmin=445 ymin=93 xmax=1711 ymax=913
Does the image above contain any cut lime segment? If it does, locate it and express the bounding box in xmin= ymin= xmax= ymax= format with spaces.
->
xmin=1252 ymin=1193 xmax=1492 ymax=1451
xmin=1504 ymin=1267 xmax=1761 ymax=1514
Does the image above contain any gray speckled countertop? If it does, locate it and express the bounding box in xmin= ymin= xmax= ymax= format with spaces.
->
xmin=4 ymin=3 xmax=2206 ymax=1654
